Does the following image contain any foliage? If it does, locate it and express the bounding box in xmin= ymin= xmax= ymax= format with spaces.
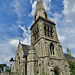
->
xmin=69 ymin=62 xmax=75 ymax=75
xmin=0 ymin=64 xmax=10 ymax=72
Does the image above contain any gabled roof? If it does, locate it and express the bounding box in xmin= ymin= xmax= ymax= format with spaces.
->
xmin=64 ymin=54 xmax=75 ymax=62
xmin=21 ymin=44 xmax=30 ymax=56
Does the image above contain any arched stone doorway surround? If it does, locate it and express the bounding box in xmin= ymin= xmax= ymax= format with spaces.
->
xmin=54 ymin=67 xmax=62 ymax=75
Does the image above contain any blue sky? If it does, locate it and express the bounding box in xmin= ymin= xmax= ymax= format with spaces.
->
xmin=0 ymin=0 xmax=75 ymax=64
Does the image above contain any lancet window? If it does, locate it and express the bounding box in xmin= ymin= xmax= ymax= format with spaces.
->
xmin=18 ymin=57 xmax=20 ymax=64
xmin=50 ymin=43 xmax=55 ymax=55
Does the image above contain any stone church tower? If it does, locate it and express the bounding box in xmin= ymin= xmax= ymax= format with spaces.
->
xmin=27 ymin=0 xmax=70 ymax=75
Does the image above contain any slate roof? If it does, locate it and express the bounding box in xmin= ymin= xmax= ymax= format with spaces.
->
xmin=64 ymin=54 xmax=75 ymax=62
xmin=21 ymin=44 xmax=30 ymax=56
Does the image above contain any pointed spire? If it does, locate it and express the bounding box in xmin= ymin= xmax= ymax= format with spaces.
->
xmin=34 ymin=0 xmax=48 ymax=21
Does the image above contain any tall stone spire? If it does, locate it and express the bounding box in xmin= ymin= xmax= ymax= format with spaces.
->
xmin=34 ymin=0 xmax=48 ymax=21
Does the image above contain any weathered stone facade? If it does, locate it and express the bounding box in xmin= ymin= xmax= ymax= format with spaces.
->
xmin=27 ymin=0 xmax=70 ymax=75
xmin=11 ymin=0 xmax=75 ymax=75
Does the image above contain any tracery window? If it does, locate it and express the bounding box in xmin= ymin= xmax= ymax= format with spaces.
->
xmin=50 ymin=43 xmax=55 ymax=55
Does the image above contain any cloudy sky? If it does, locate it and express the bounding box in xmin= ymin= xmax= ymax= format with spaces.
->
xmin=0 ymin=0 xmax=75 ymax=64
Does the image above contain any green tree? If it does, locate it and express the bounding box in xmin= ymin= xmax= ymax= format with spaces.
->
xmin=0 ymin=64 xmax=10 ymax=72
xmin=69 ymin=62 xmax=75 ymax=75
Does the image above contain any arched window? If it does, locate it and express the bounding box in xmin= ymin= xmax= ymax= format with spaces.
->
xmin=50 ymin=43 xmax=54 ymax=55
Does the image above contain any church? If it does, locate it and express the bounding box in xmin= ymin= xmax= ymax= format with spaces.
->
xmin=11 ymin=0 xmax=75 ymax=75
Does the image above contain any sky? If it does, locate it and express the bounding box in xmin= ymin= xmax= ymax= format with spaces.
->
xmin=0 ymin=0 xmax=75 ymax=65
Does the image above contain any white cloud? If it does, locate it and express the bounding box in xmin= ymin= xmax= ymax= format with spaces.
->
xmin=42 ymin=0 xmax=51 ymax=11
xmin=63 ymin=0 xmax=75 ymax=22
xmin=10 ymin=0 xmax=26 ymax=20
xmin=9 ymin=39 xmax=19 ymax=49
xmin=29 ymin=0 xmax=51 ymax=16
xmin=21 ymin=38 xmax=31 ymax=45
xmin=18 ymin=25 xmax=31 ymax=45
xmin=62 ymin=0 xmax=75 ymax=40
xmin=18 ymin=25 xmax=30 ymax=38
xmin=50 ymin=13 xmax=63 ymax=24
xmin=9 ymin=25 xmax=31 ymax=46
xmin=0 ymin=42 xmax=17 ymax=64
xmin=11 ymin=0 xmax=22 ymax=18
xmin=63 ymin=0 xmax=75 ymax=14
xmin=58 ymin=35 xmax=66 ymax=43
xmin=29 ymin=1 xmax=37 ymax=16
xmin=0 ymin=55 xmax=10 ymax=64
